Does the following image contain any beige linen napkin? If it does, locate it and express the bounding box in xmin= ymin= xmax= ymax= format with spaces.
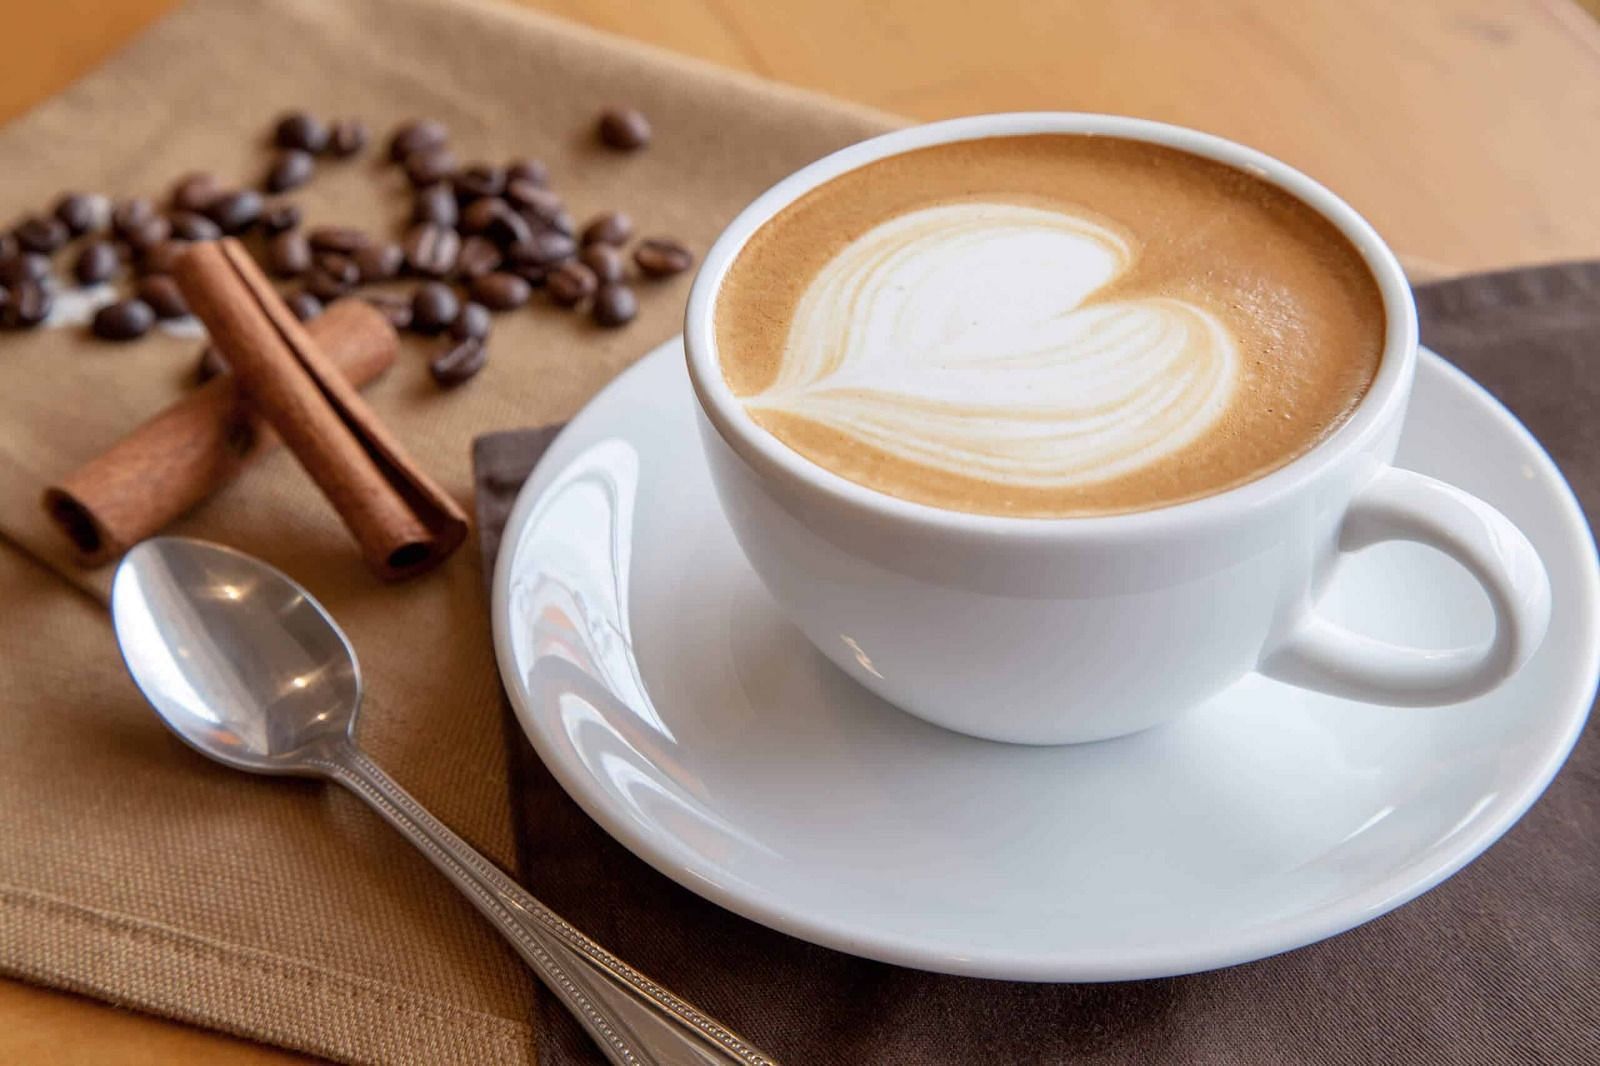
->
xmin=0 ymin=0 xmax=891 ymax=1061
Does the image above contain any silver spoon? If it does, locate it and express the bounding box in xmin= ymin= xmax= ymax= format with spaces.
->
xmin=111 ymin=536 xmax=776 ymax=1066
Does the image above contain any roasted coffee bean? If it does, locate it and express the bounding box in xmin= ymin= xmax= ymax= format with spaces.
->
xmin=124 ymin=215 xmax=172 ymax=254
xmin=455 ymin=236 xmax=502 ymax=279
xmin=503 ymin=260 xmax=548 ymax=287
xmin=274 ymin=111 xmax=329 ymax=153
xmin=454 ymin=164 xmax=505 ymax=202
xmin=363 ymin=293 xmax=412 ymax=332
xmin=73 ymin=240 xmax=122 ymax=285
xmin=412 ymin=184 xmax=458 ymax=227
xmin=591 ymin=283 xmax=637 ymax=327
xmin=170 ymin=173 xmax=221 ymax=213
xmin=266 ymin=230 xmax=312 ymax=277
xmin=195 ymin=346 xmax=229 ymax=385
xmin=579 ymin=242 xmax=624 ymax=284
xmin=633 ymin=237 xmax=694 ymax=278
xmin=597 ymin=106 xmax=651 ymax=150
xmin=313 ymin=252 xmax=360 ymax=288
xmin=546 ymin=261 xmax=598 ymax=307
xmin=0 ymin=231 xmax=16 ymax=261
xmin=113 ymin=197 xmax=157 ymax=239
xmin=460 ymin=196 xmax=506 ymax=235
xmin=305 ymin=266 xmax=354 ymax=302
xmin=54 ymin=193 xmax=109 ymax=236
xmin=510 ymin=228 xmax=576 ymax=268
xmin=137 ymin=275 xmax=188 ymax=319
xmin=505 ymin=180 xmax=561 ymax=216
xmin=354 ymin=241 xmax=403 ymax=283
xmin=92 ymin=298 xmax=155 ymax=340
xmin=140 ymin=239 xmax=187 ymax=276
xmin=15 ymin=215 xmax=69 ymax=254
xmin=450 ymin=301 xmax=492 ymax=340
xmin=402 ymin=222 xmax=460 ymax=278
xmin=468 ymin=271 xmax=531 ymax=311
xmin=307 ymin=226 xmax=369 ymax=255
xmin=544 ymin=208 xmax=575 ymax=236
xmin=410 ymin=281 xmax=459 ymax=334
xmin=388 ymin=118 xmax=448 ymax=162
xmin=503 ymin=156 xmax=546 ymax=185
xmin=1 ymin=280 xmax=50 ymax=328
xmin=486 ymin=207 xmax=532 ymax=249
xmin=429 ymin=336 xmax=486 ymax=386
xmin=0 ymin=251 xmax=49 ymax=285
xmin=404 ymin=147 xmax=457 ymax=187
xmin=168 ymin=211 xmax=221 ymax=241
xmin=205 ymin=190 xmax=263 ymax=234
xmin=260 ymin=202 xmax=302 ymax=234
xmin=266 ymin=150 xmax=315 ymax=193
xmin=328 ymin=118 xmax=368 ymax=157
xmin=285 ymin=290 xmax=323 ymax=322
xmin=580 ymin=211 xmax=633 ymax=247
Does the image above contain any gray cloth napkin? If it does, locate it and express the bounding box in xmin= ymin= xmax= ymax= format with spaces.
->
xmin=473 ymin=263 xmax=1600 ymax=1065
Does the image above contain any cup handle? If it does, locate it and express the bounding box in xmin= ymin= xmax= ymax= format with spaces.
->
xmin=1259 ymin=465 xmax=1551 ymax=704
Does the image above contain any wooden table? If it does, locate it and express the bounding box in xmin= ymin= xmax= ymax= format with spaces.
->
xmin=4 ymin=0 xmax=1599 ymax=1061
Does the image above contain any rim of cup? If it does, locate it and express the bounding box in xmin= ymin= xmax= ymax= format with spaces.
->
xmin=684 ymin=112 xmax=1419 ymax=543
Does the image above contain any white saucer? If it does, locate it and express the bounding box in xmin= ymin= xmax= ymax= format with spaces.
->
xmin=492 ymin=339 xmax=1598 ymax=982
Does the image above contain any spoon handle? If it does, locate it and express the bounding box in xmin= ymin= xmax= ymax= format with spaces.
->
xmin=315 ymin=747 xmax=778 ymax=1066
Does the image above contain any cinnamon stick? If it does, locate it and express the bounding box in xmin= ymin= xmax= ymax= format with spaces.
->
xmin=173 ymin=239 xmax=467 ymax=580
xmin=44 ymin=299 xmax=398 ymax=567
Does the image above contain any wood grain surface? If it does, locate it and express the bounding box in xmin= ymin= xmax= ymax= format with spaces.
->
xmin=3 ymin=0 xmax=1598 ymax=1062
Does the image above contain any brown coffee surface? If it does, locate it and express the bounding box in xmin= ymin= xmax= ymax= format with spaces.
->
xmin=714 ymin=134 xmax=1387 ymax=517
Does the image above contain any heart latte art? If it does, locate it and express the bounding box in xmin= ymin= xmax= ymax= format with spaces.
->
xmin=714 ymin=135 xmax=1386 ymax=516
xmin=744 ymin=203 xmax=1239 ymax=489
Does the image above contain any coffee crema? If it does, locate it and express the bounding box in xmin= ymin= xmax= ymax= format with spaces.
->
xmin=714 ymin=134 xmax=1387 ymax=517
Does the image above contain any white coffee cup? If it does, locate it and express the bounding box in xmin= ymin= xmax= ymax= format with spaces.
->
xmin=684 ymin=113 xmax=1551 ymax=745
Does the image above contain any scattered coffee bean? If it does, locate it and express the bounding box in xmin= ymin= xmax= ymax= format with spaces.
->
xmin=73 ymin=240 xmax=122 ymax=285
xmin=429 ymin=336 xmax=486 ymax=386
xmin=546 ymin=260 xmax=598 ymax=307
xmin=402 ymin=222 xmax=460 ymax=277
xmin=307 ymin=226 xmax=369 ymax=255
xmin=363 ymin=293 xmax=412 ymax=331
xmin=328 ymin=118 xmax=368 ymax=157
xmin=592 ymin=283 xmax=637 ymax=327
xmin=54 ymin=193 xmax=109 ymax=237
xmin=388 ymin=118 xmax=448 ymax=162
xmin=506 ymin=157 xmax=548 ymax=186
xmin=266 ymin=149 xmax=315 ymax=193
xmin=266 ymin=230 xmax=313 ymax=277
xmin=404 ymin=147 xmax=457 ymax=187
xmin=0 ymin=252 xmax=50 ymax=285
xmin=450 ymin=301 xmax=492 ymax=340
xmin=168 ymin=211 xmax=221 ymax=241
xmin=0 ymin=232 xmax=16 ymax=261
xmin=412 ymin=184 xmax=458 ymax=228
xmin=112 ymin=197 xmax=157 ymax=240
xmin=195 ymin=346 xmax=229 ymax=384
xmin=285 ymin=290 xmax=323 ymax=322
xmin=503 ymin=260 xmax=548 ymax=287
xmin=485 ymin=205 xmax=533 ymax=249
xmin=124 ymin=215 xmax=172 ymax=254
xmin=581 ymin=211 xmax=633 ymax=247
xmin=597 ymin=107 xmax=651 ymax=151
xmin=16 ymin=215 xmax=69 ymax=254
xmin=580 ymin=243 xmax=624 ymax=284
xmin=410 ymin=282 xmax=460 ymax=334
xmin=353 ymin=241 xmax=403 ymax=283
xmin=544 ymin=208 xmax=576 ymax=236
xmin=137 ymin=275 xmax=188 ymax=319
xmin=305 ymin=265 xmax=355 ymax=302
xmin=510 ymin=228 xmax=576 ymax=268
xmin=454 ymin=235 xmax=502 ymax=279
xmin=170 ymin=173 xmax=222 ymax=214
xmin=141 ymin=239 xmax=187 ymax=276
xmin=275 ymin=111 xmax=329 ymax=154
xmin=454 ymin=164 xmax=505 ymax=201
xmin=92 ymin=298 xmax=155 ymax=340
xmin=313 ymin=252 xmax=361 ymax=288
xmin=469 ymin=271 xmax=531 ymax=310
xmin=260 ymin=202 xmax=302 ymax=234
xmin=505 ymin=180 xmax=561 ymax=217
xmin=460 ymin=196 xmax=507 ymax=235
xmin=633 ymin=237 xmax=694 ymax=278
xmin=1 ymin=281 xmax=50 ymax=329
xmin=205 ymin=189 xmax=263 ymax=234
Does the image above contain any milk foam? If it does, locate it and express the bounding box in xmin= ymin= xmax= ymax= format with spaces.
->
xmin=744 ymin=203 xmax=1240 ymax=488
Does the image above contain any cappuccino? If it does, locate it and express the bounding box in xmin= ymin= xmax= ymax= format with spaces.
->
xmin=714 ymin=134 xmax=1385 ymax=517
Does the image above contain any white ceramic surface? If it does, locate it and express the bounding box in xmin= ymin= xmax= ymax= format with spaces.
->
xmin=683 ymin=113 xmax=1551 ymax=743
xmin=492 ymin=338 xmax=1598 ymax=982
